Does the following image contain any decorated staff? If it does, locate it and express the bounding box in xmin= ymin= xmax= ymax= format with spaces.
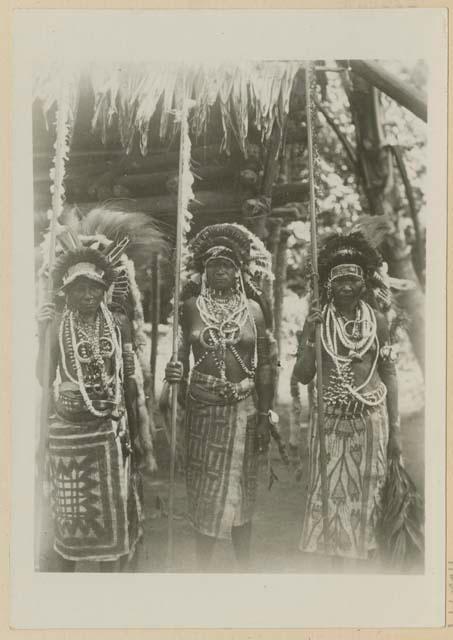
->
xmin=166 ymin=89 xmax=195 ymax=569
xmin=303 ymin=61 xmax=330 ymax=550
xmin=35 ymin=81 xmax=72 ymax=570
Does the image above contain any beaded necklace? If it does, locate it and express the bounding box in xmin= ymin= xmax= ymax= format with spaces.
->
xmin=59 ymin=302 xmax=123 ymax=418
xmin=195 ymin=286 xmax=256 ymax=397
xmin=321 ymin=301 xmax=385 ymax=408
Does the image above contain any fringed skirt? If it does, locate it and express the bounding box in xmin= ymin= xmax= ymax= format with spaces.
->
xmin=47 ymin=415 xmax=143 ymax=562
xmin=300 ymin=398 xmax=389 ymax=560
xmin=185 ymin=371 xmax=258 ymax=540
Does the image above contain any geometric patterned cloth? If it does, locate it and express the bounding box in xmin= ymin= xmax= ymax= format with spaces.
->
xmin=300 ymin=402 xmax=389 ymax=560
xmin=185 ymin=371 xmax=258 ymax=540
xmin=48 ymin=416 xmax=141 ymax=562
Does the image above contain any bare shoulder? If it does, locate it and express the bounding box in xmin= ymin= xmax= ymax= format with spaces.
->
xmin=111 ymin=308 xmax=129 ymax=326
xmin=179 ymin=296 xmax=198 ymax=325
xmin=373 ymin=308 xmax=390 ymax=341
xmin=247 ymin=298 xmax=265 ymax=326
xmin=181 ymin=296 xmax=197 ymax=316
xmin=111 ymin=309 xmax=133 ymax=342
xmin=183 ymin=296 xmax=197 ymax=310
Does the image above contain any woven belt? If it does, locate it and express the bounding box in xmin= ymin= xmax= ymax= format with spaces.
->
xmin=56 ymin=390 xmax=119 ymax=422
xmin=324 ymin=403 xmax=372 ymax=419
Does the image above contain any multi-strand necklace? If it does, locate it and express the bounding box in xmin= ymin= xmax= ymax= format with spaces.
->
xmin=321 ymin=300 xmax=386 ymax=409
xmin=195 ymin=287 xmax=256 ymax=398
xmin=59 ymin=302 xmax=123 ymax=418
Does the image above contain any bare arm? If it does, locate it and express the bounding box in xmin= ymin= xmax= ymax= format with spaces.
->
xmin=251 ymin=301 xmax=275 ymax=415
xmin=292 ymin=301 xmax=322 ymax=385
xmin=376 ymin=311 xmax=399 ymax=427
xmin=376 ymin=311 xmax=401 ymax=457
xmin=164 ymin=298 xmax=192 ymax=396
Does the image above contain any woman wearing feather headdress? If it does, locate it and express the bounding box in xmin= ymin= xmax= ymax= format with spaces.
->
xmin=293 ymin=230 xmax=402 ymax=564
xmin=36 ymin=208 xmax=166 ymax=571
xmin=165 ymin=223 xmax=276 ymax=570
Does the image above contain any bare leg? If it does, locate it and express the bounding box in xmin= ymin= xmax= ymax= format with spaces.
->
xmin=231 ymin=522 xmax=252 ymax=571
xmin=195 ymin=532 xmax=216 ymax=571
xmin=57 ymin=555 xmax=76 ymax=573
xmin=120 ymin=554 xmax=130 ymax=572
xmin=330 ymin=555 xmax=345 ymax=572
xmin=99 ymin=560 xmax=118 ymax=572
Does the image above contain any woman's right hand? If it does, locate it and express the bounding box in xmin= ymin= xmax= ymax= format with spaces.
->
xmin=37 ymin=302 xmax=56 ymax=336
xmin=165 ymin=360 xmax=184 ymax=383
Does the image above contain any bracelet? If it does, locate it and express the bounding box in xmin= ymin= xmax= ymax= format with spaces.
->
xmin=305 ymin=340 xmax=315 ymax=348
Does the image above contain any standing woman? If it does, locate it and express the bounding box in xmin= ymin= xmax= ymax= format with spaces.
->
xmin=293 ymin=232 xmax=401 ymax=565
xmin=37 ymin=240 xmax=144 ymax=572
xmin=165 ymin=224 xmax=275 ymax=570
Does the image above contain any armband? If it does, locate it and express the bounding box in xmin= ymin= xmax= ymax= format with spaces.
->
xmin=256 ymin=364 xmax=273 ymax=385
xmin=256 ymin=335 xmax=271 ymax=365
xmin=380 ymin=343 xmax=399 ymax=363
xmin=122 ymin=345 xmax=135 ymax=377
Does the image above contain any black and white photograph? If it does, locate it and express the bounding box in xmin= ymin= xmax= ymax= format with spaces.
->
xmin=10 ymin=8 xmax=447 ymax=630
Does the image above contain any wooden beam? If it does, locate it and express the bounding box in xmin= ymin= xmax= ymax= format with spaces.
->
xmin=34 ymin=180 xmax=309 ymax=214
xmin=349 ymin=60 xmax=427 ymax=122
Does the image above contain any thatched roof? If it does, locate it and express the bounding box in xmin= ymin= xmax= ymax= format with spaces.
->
xmin=33 ymin=61 xmax=301 ymax=156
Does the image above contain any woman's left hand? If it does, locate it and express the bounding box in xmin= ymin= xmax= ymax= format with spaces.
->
xmin=256 ymin=414 xmax=270 ymax=454
xmin=387 ymin=430 xmax=402 ymax=460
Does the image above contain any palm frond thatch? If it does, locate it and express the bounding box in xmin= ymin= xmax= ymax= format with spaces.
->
xmin=33 ymin=61 xmax=301 ymax=155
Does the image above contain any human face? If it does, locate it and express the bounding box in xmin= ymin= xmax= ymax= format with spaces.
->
xmin=331 ymin=275 xmax=365 ymax=307
xmin=205 ymin=257 xmax=237 ymax=292
xmin=66 ymin=277 xmax=105 ymax=315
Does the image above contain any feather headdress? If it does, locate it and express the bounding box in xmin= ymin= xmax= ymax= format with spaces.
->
xmin=184 ymin=222 xmax=273 ymax=290
xmin=181 ymin=222 xmax=274 ymax=328
xmin=40 ymin=206 xmax=168 ymax=312
xmin=317 ymin=230 xmax=391 ymax=310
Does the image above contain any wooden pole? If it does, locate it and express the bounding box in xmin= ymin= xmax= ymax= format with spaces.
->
xmin=304 ymin=62 xmax=330 ymax=552
xmin=349 ymin=60 xmax=427 ymax=123
xmin=149 ymin=252 xmax=161 ymax=398
xmin=391 ymin=145 xmax=425 ymax=283
xmin=166 ymin=94 xmax=189 ymax=571
xmin=35 ymin=84 xmax=70 ymax=570
xmin=274 ymin=227 xmax=290 ymax=358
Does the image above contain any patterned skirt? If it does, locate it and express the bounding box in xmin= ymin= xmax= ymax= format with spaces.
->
xmin=300 ymin=399 xmax=389 ymax=560
xmin=47 ymin=415 xmax=143 ymax=562
xmin=185 ymin=371 xmax=258 ymax=540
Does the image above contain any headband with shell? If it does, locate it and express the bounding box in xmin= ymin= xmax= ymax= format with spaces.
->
xmin=317 ymin=231 xmax=391 ymax=309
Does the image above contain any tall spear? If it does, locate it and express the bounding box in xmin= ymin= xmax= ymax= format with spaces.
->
xmin=304 ymin=61 xmax=330 ymax=551
xmin=35 ymin=80 xmax=72 ymax=570
xmin=166 ymin=81 xmax=193 ymax=570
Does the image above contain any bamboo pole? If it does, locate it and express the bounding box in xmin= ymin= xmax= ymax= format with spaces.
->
xmin=391 ymin=145 xmax=425 ymax=283
xmin=149 ymin=252 xmax=161 ymax=398
xmin=304 ymin=62 xmax=330 ymax=552
xmin=349 ymin=60 xmax=427 ymax=123
xmin=166 ymin=95 xmax=189 ymax=571
xmin=35 ymin=85 xmax=70 ymax=570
